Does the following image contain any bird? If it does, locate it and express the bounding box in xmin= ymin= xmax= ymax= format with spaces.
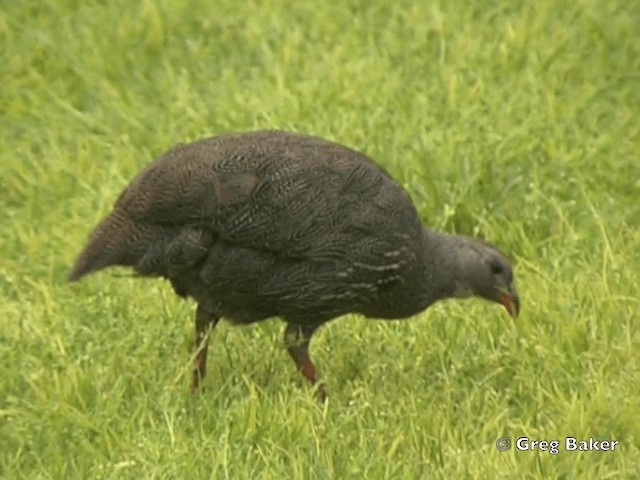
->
xmin=68 ymin=130 xmax=519 ymax=400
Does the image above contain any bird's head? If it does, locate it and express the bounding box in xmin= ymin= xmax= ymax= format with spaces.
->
xmin=451 ymin=237 xmax=520 ymax=318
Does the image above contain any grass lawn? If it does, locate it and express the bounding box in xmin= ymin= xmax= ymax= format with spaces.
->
xmin=1 ymin=0 xmax=639 ymax=478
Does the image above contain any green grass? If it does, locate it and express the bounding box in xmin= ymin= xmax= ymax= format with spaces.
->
xmin=1 ymin=0 xmax=639 ymax=478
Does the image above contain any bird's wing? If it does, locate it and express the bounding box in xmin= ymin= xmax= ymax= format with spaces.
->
xmin=116 ymin=134 xmax=418 ymax=262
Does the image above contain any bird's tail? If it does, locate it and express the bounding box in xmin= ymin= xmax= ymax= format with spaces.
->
xmin=68 ymin=212 xmax=139 ymax=282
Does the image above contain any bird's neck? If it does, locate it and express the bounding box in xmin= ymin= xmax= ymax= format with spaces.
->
xmin=413 ymin=228 xmax=462 ymax=306
xmin=361 ymin=228 xmax=467 ymax=319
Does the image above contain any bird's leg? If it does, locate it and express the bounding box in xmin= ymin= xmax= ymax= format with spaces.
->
xmin=192 ymin=304 xmax=219 ymax=393
xmin=284 ymin=322 xmax=327 ymax=401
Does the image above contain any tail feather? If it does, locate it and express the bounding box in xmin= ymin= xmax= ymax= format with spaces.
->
xmin=68 ymin=213 xmax=138 ymax=282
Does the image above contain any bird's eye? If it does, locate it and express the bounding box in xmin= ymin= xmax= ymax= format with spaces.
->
xmin=490 ymin=261 xmax=503 ymax=275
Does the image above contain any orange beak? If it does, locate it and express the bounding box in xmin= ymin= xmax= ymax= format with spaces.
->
xmin=499 ymin=289 xmax=520 ymax=318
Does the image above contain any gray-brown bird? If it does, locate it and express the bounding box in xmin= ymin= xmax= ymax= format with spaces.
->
xmin=69 ymin=130 xmax=519 ymax=400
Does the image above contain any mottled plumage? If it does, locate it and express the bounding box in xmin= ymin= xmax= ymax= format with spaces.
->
xmin=69 ymin=130 xmax=519 ymax=399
